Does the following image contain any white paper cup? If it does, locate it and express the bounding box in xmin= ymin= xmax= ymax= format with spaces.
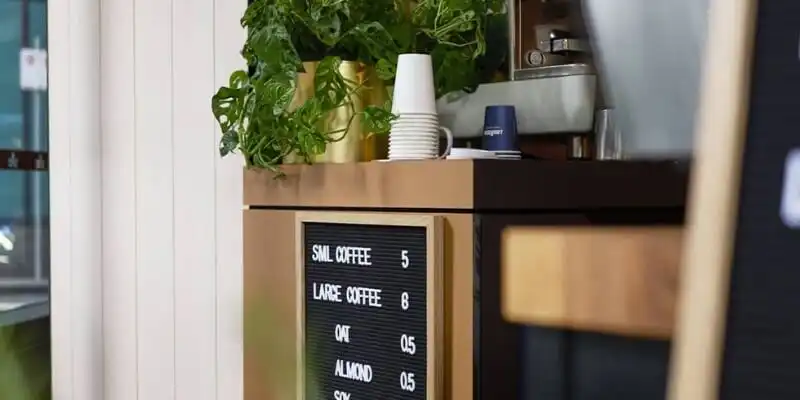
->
xmin=390 ymin=150 xmax=439 ymax=156
xmin=389 ymin=152 xmax=438 ymax=158
xmin=396 ymin=111 xmax=438 ymax=117
xmin=390 ymin=130 xmax=440 ymax=137
xmin=392 ymin=54 xmax=437 ymax=114
xmin=391 ymin=142 xmax=439 ymax=147
xmin=390 ymin=139 xmax=439 ymax=145
xmin=390 ymin=132 xmax=438 ymax=137
xmin=393 ymin=121 xmax=438 ymax=127
xmin=389 ymin=136 xmax=439 ymax=142
xmin=387 ymin=156 xmax=437 ymax=161
xmin=391 ymin=123 xmax=440 ymax=131
xmin=388 ymin=125 xmax=452 ymax=160
xmin=389 ymin=149 xmax=438 ymax=153
xmin=391 ymin=146 xmax=438 ymax=152
xmin=390 ymin=140 xmax=439 ymax=146
xmin=393 ymin=113 xmax=439 ymax=121
xmin=390 ymin=134 xmax=438 ymax=139
xmin=390 ymin=122 xmax=440 ymax=129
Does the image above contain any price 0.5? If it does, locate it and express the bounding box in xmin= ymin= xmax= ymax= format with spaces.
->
xmin=400 ymin=334 xmax=416 ymax=355
xmin=400 ymin=372 xmax=416 ymax=393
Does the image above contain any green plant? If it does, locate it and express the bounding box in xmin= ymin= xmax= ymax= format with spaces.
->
xmin=212 ymin=0 xmax=507 ymax=172
xmin=0 ymin=326 xmax=49 ymax=400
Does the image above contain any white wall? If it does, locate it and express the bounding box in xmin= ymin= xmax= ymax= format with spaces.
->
xmin=50 ymin=0 xmax=246 ymax=398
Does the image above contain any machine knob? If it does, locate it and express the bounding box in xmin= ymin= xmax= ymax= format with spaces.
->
xmin=525 ymin=49 xmax=546 ymax=67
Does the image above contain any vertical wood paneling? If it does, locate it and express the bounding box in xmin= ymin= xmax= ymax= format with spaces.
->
xmin=69 ymin=0 xmax=105 ymax=393
xmin=134 ymin=0 xmax=176 ymax=397
xmin=48 ymin=0 xmax=75 ymax=396
xmin=172 ymin=0 xmax=218 ymax=398
xmin=100 ymin=0 xmax=139 ymax=397
xmin=52 ymin=0 xmax=246 ymax=398
xmin=51 ymin=0 xmax=107 ymax=398
xmin=214 ymin=0 xmax=246 ymax=398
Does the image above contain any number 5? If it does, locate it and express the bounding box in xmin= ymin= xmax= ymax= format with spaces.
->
xmin=401 ymin=250 xmax=409 ymax=269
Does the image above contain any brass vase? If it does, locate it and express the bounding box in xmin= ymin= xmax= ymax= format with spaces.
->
xmin=283 ymin=62 xmax=318 ymax=165
xmin=314 ymin=60 xmax=363 ymax=164
xmin=360 ymin=69 xmax=390 ymax=161
xmin=283 ymin=61 xmax=389 ymax=164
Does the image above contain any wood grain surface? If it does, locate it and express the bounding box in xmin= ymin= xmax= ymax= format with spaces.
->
xmin=243 ymin=160 xmax=689 ymax=211
xmin=502 ymin=227 xmax=683 ymax=339
xmin=243 ymin=161 xmax=474 ymax=209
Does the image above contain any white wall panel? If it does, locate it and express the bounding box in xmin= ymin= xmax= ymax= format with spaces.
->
xmin=214 ymin=0 xmax=246 ymax=398
xmin=50 ymin=0 xmax=104 ymax=397
xmin=51 ymin=0 xmax=246 ymax=397
xmin=100 ymin=0 xmax=139 ymax=397
xmin=134 ymin=0 xmax=176 ymax=397
xmin=173 ymin=0 xmax=219 ymax=398
xmin=48 ymin=0 xmax=75 ymax=396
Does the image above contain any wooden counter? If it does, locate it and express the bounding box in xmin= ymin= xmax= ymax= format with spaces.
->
xmin=243 ymin=160 xmax=689 ymax=400
xmin=243 ymin=159 xmax=688 ymax=210
xmin=502 ymin=227 xmax=684 ymax=340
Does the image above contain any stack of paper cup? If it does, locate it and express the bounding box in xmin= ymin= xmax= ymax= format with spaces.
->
xmin=389 ymin=54 xmax=453 ymax=160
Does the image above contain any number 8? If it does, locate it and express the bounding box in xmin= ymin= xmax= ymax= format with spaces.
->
xmin=401 ymin=292 xmax=409 ymax=310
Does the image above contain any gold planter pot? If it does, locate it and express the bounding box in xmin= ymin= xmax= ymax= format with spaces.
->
xmin=283 ymin=61 xmax=390 ymax=164
xmin=360 ymin=69 xmax=390 ymax=162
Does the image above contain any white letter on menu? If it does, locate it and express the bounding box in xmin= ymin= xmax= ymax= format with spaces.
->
xmin=335 ymin=324 xmax=351 ymax=343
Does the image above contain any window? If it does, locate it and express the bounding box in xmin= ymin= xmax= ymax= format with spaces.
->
xmin=0 ymin=0 xmax=49 ymax=286
xmin=0 ymin=0 xmax=51 ymax=398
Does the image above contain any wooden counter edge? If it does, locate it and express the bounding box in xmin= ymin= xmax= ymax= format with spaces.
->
xmin=501 ymin=226 xmax=683 ymax=340
xmin=243 ymin=160 xmax=474 ymax=209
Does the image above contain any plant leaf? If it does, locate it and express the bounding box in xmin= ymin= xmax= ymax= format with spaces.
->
xmin=363 ymin=105 xmax=396 ymax=135
xmin=219 ymin=130 xmax=240 ymax=157
xmin=249 ymin=19 xmax=301 ymax=76
xmin=263 ymin=73 xmax=297 ymax=115
xmin=375 ymin=58 xmax=396 ymax=81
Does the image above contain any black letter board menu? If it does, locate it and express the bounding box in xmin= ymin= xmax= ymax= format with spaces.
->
xmin=669 ymin=1 xmax=800 ymax=399
xmin=296 ymin=213 xmax=443 ymax=400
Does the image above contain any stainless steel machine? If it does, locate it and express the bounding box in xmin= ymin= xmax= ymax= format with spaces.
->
xmin=508 ymin=0 xmax=709 ymax=159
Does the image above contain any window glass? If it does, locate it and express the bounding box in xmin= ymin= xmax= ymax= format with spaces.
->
xmin=0 ymin=3 xmax=51 ymax=398
xmin=0 ymin=0 xmax=49 ymax=283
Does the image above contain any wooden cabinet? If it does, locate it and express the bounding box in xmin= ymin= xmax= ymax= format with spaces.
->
xmin=242 ymin=160 xmax=688 ymax=399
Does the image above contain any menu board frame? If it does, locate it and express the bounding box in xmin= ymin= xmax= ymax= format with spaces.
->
xmin=667 ymin=0 xmax=786 ymax=399
xmin=295 ymin=212 xmax=444 ymax=400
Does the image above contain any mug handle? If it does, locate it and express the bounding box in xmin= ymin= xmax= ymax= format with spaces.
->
xmin=436 ymin=126 xmax=454 ymax=159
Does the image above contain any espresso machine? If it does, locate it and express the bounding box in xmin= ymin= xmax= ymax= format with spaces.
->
xmin=511 ymin=0 xmax=591 ymax=79
xmin=507 ymin=0 xmax=707 ymax=160
xmin=508 ymin=0 xmax=598 ymax=159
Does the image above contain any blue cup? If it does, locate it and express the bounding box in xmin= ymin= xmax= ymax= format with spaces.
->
xmin=482 ymin=105 xmax=518 ymax=151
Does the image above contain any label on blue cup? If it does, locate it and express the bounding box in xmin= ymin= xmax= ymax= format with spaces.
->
xmin=484 ymin=128 xmax=504 ymax=137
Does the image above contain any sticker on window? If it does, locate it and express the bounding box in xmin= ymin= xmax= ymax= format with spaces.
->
xmin=780 ymin=148 xmax=800 ymax=229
